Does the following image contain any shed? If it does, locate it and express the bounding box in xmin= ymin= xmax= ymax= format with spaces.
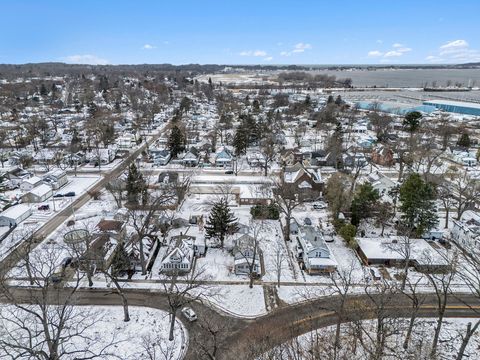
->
xmin=0 ymin=204 xmax=32 ymax=227
xmin=22 ymin=184 xmax=53 ymax=203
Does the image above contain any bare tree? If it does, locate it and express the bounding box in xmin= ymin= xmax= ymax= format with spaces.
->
xmin=425 ymin=252 xmax=458 ymax=358
xmin=162 ymin=266 xmax=213 ymax=341
xmin=0 ymin=244 xmax=120 ymax=359
xmin=272 ymin=178 xmax=304 ymax=241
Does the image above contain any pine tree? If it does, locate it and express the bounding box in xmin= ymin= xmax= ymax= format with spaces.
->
xmin=111 ymin=242 xmax=131 ymax=276
xmin=399 ymin=173 xmax=438 ymax=236
xmin=334 ymin=95 xmax=343 ymax=106
xmin=350 ymin=183 xmax=380 ymax=226
xmin=167 ymin=125 xmax=185 ymax=157
xmin=126 ymin=163 xmax=146 ymax=205
xmin=457 ymin=133 xmax=471 ymax=148
xmin=40 ymin=83 xmax=48 ymax=96
xmin=233 ymin=127 xmax=249 ymax=156
xmin=205 ymin=198 xmax=238 ymax=247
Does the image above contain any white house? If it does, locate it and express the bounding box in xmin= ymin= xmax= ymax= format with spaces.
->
xmin=20 ymin=176 xmax=43 ymax=192
xmin=367 ymin=171 xmax=397 ymax=198
xmin=43 ymin=169 xmax=68 ymax=190
xmin=160 ymin=240 xmax=194 ymax=273
xmin=182 ymin=151 xmax=199 ymax=167
xmin=451 ymin=210 xmax=480 ymax=247
xmin=295 ymin=226 xmax=337 ymax=274
xmin=22 ymin=184 xmax=53 ymax=203
xmin=0 ymin=204 xmax=32 ymax=227
xmin=233 ymin=234 xmax=260 ymax=275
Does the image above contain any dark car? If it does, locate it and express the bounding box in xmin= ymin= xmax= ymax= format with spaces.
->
xmin=53 ymin=193 xmax=64 ymax=198
xmin=64 ymin=191 xmax=76 ymax=197
xmin=224 ymin=170 xmax=234 ymax=175
xmin=38 ymin=204 xmax=50 ymax=211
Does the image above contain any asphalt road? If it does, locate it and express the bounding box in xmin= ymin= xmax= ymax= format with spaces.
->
xmin=3 ymin=287 xmax=480 ymax=360
xmin=0 ymin=131 xmax=163 ymax=276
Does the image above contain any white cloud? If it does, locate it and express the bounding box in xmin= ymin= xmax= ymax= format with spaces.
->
xmin=292 ymin=42 xmax=312 ymax=53
xmin=280 ymin=42 xmax=312 ymax=56
xmin=376 ymin=40 xmax=383 ymax=44
xmin=384 ymin=50 xmax=403 ymax=58
xmin=143 ymin=44 xmax=156 ymax=50
xmin=434 ymin=40 xmax=480 ymax=62
xmin=440 ymin=39 xmax=468 ymax=53
xmin=367 ymin=50 xmax=383 ymax=57
xmin=368 ymin=43 xmax=412 ymax=61
xmin=239 ymin=50 xmax=267 ymax=57
xmin=63 ymin=54 xmax=109 ymax=65
xmin=263 ymin=56 xmax=273 ymax=61
xmin=425 ymin=55 xmax=444 ymax=63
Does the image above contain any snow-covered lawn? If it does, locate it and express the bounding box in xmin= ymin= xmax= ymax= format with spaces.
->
xmin=262 ymin=318 xmax=480 ymax=360
xmin=0 ymin=305 xmax=187 ymax=360
xmin=207 ymin=284 xmax=267 ymax=317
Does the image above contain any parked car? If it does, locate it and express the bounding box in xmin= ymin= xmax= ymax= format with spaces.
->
xmin=181 ymin=307 xmax=197 ymax=322
xmin=64 ymin=191 xmax=76 ymax=197
xmin=303 ymin=217 xmax=312 ymax=226
xmin=53 ymin=193 xmax=64 ymax=198
xmin=224 ymin=170 xmax=234 ymax=175
xmin=38 ymin=204 xmax=50 ymax=211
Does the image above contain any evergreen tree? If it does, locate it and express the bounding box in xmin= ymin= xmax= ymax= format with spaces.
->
xmin=111 ymin=242 xmax=131 ymax=276
xmin=334 ymin=95 xmax=343 ymax=106
xmin=167 ymin=125 xmax=185 ymax=157
xmin=205 ymin=198 xmax=238 ymax=247
xmin=40 ymin=83 xmax=48 ymax=96
xmin=233 ymin=126 xmax=249 ymax=156
xmin=399 ymin=173 xmax=438 ymax=236
xmin=403 ymin=111 xmax=422 ymax=133
xmin=457 ymin=133 xmax=471 ymax=148
xmin=350 ymin=183 xmax=380 ymax=226
xmin=327 ymin=95 xmax=335 ymax=104
xmin=126 ymin=163 xmax=146 ymax=205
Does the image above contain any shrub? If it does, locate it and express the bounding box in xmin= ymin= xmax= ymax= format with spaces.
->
xmin=339 ymin=224 xmax=357 ymax=248
xmin=250 ymin=204 xmax=280 ymax=220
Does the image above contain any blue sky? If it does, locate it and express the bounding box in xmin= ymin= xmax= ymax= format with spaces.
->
xmin=1 ymin=0 xmax=479 ymax=65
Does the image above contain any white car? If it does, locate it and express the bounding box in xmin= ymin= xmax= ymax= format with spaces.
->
xmin=181 ymin=307 xmax=197 ymax=322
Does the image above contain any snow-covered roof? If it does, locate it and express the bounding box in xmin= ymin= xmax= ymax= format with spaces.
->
xmin=0 ymin=204 xmax=31 ymax=220
xmin=22 ymin=176 xmax=42 ymax=185
xmin=27 ymin=184 xmax=52 ymax=197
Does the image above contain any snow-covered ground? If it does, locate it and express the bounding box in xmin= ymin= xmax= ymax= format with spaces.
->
xmin=0 ymin=305 xmax=187 ymax=360
xmin=261 ymin=317 xmax=480 ymax=360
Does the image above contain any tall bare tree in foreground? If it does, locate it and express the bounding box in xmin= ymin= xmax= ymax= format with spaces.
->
xmin=0 ymin=244 xmax=120 ymax=359
xmin=162 ymin=266 xmax=214 ymax=341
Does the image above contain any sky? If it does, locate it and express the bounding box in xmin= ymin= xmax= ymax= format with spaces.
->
xmin=1 ymin=0 xmax=479 ymax=65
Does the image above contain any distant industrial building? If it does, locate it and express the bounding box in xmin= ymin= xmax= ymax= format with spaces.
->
xmin=423 ymin=100 xmax=480 ymax=116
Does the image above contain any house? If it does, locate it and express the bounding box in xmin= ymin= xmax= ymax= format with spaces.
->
xmin=182 ymin=151 xmax=199 ymax=167
xmin=43 ymin=169 xmax=68 ymax=190
xmin=160 ymin=239 xmax=194 ymax=274
xmin=22 ymin=184 xmax=53 ymax=203
xmin=118 ymin=134 xmax=136 ymax=149
xmin=281 ymin=149 xmax=303 ymax=166
xmin=171 ymin=234 xmax=206 ymax=257
xmin=371 ymin=145 xmax=394 ymax=166
xmin=246 ymin=152 xmax=265 ymax=167
xmin=451 ymin=210 xmax=480 ymax=247
xmin=233 ymin=234 xmax=260 ymax=275
xmin=367 ymin=171 xmax=397 ymax=198
xmin=64 ymin=151 xmax=86 ymax=166
xmin=95 ymin=219 xmax=126 ymax=240
xmin=87 ymin=148 xmax=117 ymax=165
xmin=295 ymin=226 xmax=337 ymax=274
xmin=357 ymin=236 xmax=449 ymax=272
xmin=151 ymin=149 xmax=171 ymax=166
xmin=6 ymin=168 xmax=31 ymax=187
xmin=215 ymin=148 xmax=234 ymax=168
xmin=283 ymin=162 xmax=324 ymax=194
xmin=20 ymin=176 xmax=43 ymax=192
xmin=0 ymin=204 xmax=32 ymax=227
